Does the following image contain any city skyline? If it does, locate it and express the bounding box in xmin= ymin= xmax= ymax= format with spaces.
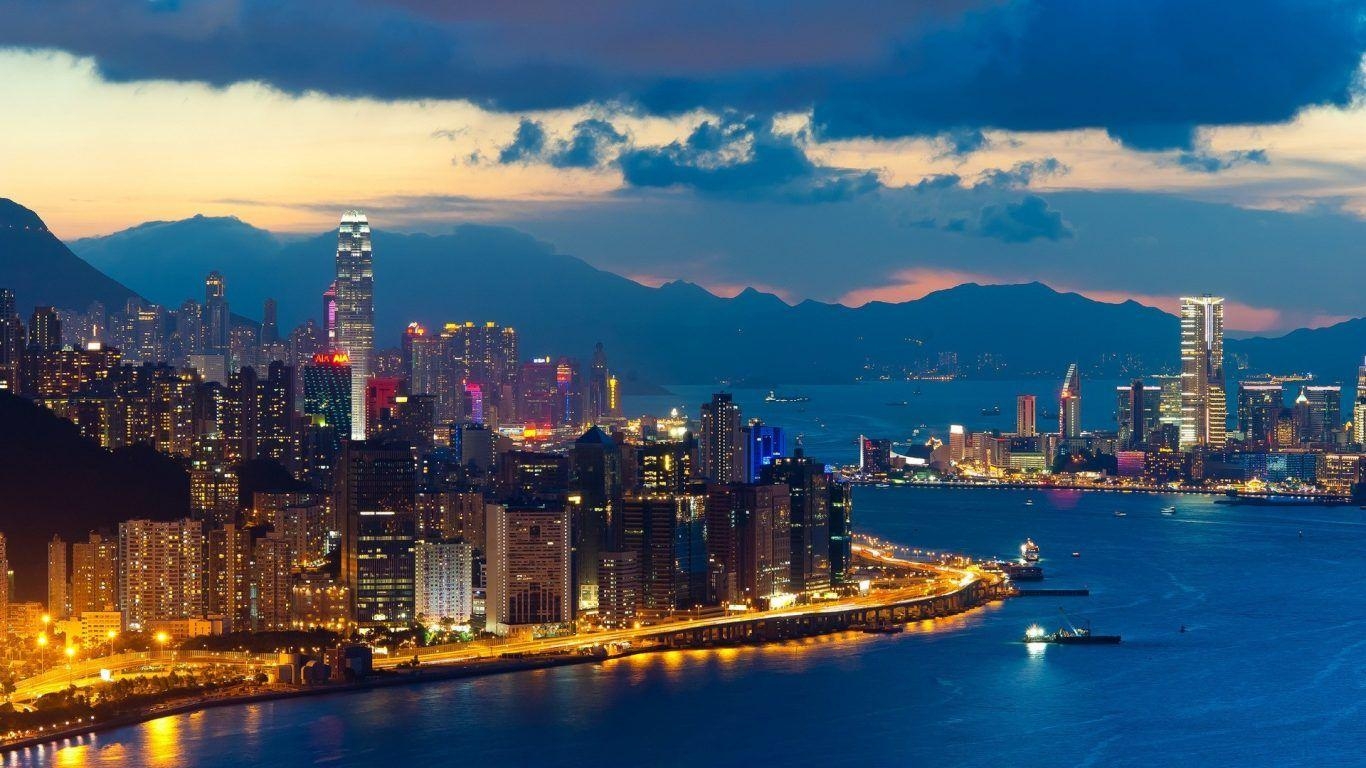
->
xmin=5 ymin=3 xmax=1366 ymax=333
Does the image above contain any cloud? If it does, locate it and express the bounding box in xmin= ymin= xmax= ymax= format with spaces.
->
xmin=974 ymin=158 xmax=1067 ymax=188
xmin=934 ymin=128 xmax=989 ymax=158
xmin=4 ymin=1 xmax=1363 ymax=146
xmin=615 ymin=116 xmax=883 ymax=202
xmin=493 ymin=118 xmax=627 ymax=168
xmin=976 ymin=195 xmax=1073 ymax=242
xmin=1175 ymin=148 xmax=1270 ymax=174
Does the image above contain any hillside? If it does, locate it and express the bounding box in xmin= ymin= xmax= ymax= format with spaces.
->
xmin=0 ymin=199 xmax=140 ymax=317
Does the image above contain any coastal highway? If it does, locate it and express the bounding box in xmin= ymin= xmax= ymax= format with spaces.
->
xmin=9 ymin=551 xmax=996 ymax=702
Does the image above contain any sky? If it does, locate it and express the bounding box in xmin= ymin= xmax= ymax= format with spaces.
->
xmin=2 ymin=0 xmax=1366 ymax=333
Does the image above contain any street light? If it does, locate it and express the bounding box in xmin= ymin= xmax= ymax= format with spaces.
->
xmin=155 ymin=631 xmax=169 ymax=660
xmin=36 ymin=633 xmax=48 ymax=674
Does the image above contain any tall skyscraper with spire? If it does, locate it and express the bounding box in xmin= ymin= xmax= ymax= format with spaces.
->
xmin=335 ymin=211 xmax=374 ymax=440
xmin=1179 ymin=295 xmax=1226 ymax=450
xmin=1353 ymin=357 xmax=1366 ymax=446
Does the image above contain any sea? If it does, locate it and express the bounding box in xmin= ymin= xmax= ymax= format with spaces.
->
xmin=13 ymin=381 xmax=1366 ymax=767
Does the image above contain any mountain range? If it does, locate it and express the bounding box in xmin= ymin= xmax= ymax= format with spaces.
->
xmin=2 ymin=198 xmax=1364 ymax=386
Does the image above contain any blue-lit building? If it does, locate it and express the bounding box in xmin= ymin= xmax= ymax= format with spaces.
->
xmin=742 ymin=421 xmax=787 ymax=483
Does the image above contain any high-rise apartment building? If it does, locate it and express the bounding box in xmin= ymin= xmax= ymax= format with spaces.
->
xmin=334 ymin=211 xmax=374 ymax=440
xmin=47 ymin=535 xmax=67 ymax=618
xmin=71 ymin=532 xmax=118 ymax=616
xmin=1180 ymin=296 xmax=1226 ymax=450
xmin=699 ymin=393 xmax=742 ymax=483
xmin=414 ymin=540 xmax=473 ymax=625
xmin=118 ymin=519 xmax=207 ymax=631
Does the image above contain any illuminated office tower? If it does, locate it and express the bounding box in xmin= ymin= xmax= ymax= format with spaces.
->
xmin=587 ymin=342 xmax=610 ymax=424
xmin=28 ymin=306 xmax=61 ymax=353
xmin=303 ymin=352 xmax=352 ymax=441
xmin=338 ymin=440 xmax=417 ymax=629
xmin=1116 ymin=380 xmax=1162 ymax=448
xmin=413 ymin=540 xmax=473 ymax=625
xmin=1059 ymin=363 xmax=1081 ymax=439
xmin=1354 ymin=358 xmax=1366 ymax=445
xmin=118 ymin=518 xmax=207 ymax=631
xmin=47 ymin=535 xmax=67 ymax=618
xmin=1016 ymin=394 xmax=1037 ymax=436
xmin=203 ymin=272 xmax=229 ymax=355
xmin=334 ymin=211 xmax=374 ymax=440
xmin=1179 ymin=296 xmax=1226 ymax=450
xmin=569 ymin=427 xmax=622 ymax=611
xmin=1300 ymin=385 xmax=1341 ymax=444
xmin=486 ymin=503 xmax=572 ymax=635
xmin=762 ymin=450 xmax=832 ymax=595
xmin=699 ymin=393 xmax=742 ymax=483
xmin=1237 ymin=382 xmax=1284 ymax=446
xmin=622 ymin=493 xmax=708 ymax=612
xmin=948 ymin=424 xmax=966 ymax=462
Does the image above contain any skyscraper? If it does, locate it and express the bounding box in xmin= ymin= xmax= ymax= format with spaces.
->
xmin=1300 ymin=385 xmax=1341 ymax=444
xmin=338 ymin=440 xmax=417 ymax=629
xmin=699 ymin=393 xmax=742 ymax=483
xmin=1016 ymin=394 xmax=1037 ymax=437
xmin=1237 ymin=382 xmax=1284 ymax=446
xmin=334 ymin=211 xmax=374 ymax=440
xmin=203 ymin=271 xmax=229 ymax=355
xmin=1354 ymin=358 xmax=1366 ymax=445
xmin=486 ymin=503 xmax=572 ymax=635
xmin=1179 ymin=296 xmax=1226 ymax=450
xmin=414 ymin=540 xmax=473 ymax=625
xmin=587 ymin=342 xmax=610 ymax=424
xmin=303 ymin=351 xmax=352 ymax=442
xmin=1059 ymin=363 xmax=1081 ymax=439
xmin=47 ymin=535 xmax=67 ymax=619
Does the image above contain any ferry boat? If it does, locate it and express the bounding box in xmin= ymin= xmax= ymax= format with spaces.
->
xmin=764 ymin=390 xmax=810 ymax=403
xmin=1113 ymin=510 xmax=1128 ymax=518
xmin=1024 ymin=498 xmax=1034 ymax=507
xmin=1020 ymin=538 xmax=1040 ymax=562
xmin=1161 ymin=506 xmax=1177 ymax=516
xmin=1023 ymin=611 xmax=1121 ymax=645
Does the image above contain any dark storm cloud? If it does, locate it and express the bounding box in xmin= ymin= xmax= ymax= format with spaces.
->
xmin=492 ymin=118 xmax=627 ymax=169
xmin=4 ymin=0 xmax=1364 ymax=146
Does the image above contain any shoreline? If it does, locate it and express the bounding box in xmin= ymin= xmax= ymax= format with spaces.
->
xmin=2 ymin=583 xmax=1006 ymax=756
xmin=850 ymin=479 xmax=1354 ymax=504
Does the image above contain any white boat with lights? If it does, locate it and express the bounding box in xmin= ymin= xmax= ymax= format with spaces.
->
xmin=1161 ymin=506 xmax=1176 ymax=516
xmin=1020 ymin=538 xmax=1040 ymax=562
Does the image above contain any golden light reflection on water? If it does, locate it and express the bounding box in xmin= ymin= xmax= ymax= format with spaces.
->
xmin=141 ymin=713 xmax=183 ymax=768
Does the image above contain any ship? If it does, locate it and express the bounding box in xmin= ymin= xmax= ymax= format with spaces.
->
xmin=764 ymin=390 xmax=810 ymax=403
xmin=1113 ymin=510 xmax=1128 ymax=518
xmin=1021 ymin=538 xmax=1040 ymax=562
xmin=1161 ymin=506 xmax=1176 ymax=516
xmin=1023 ymin=610 xmax=1121 ymax=645
xmin=1000 ymin=562 xmax=1044 ymax=581
xmin=980 ymin=404 xmax=1001 ymax=416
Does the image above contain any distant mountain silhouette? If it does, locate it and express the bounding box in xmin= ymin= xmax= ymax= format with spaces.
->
xmin=0 ymin=199 xmax=140 ymax=317
xmin=35 ymin=206 xmax=1366 ymax=384
xmin=0 ymin=393 xmax=189 ymax=600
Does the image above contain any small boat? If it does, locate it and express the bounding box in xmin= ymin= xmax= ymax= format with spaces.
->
xmin=1071 ymin=551 xmax=1081 ymax=558
xmin=1113 ymin=510 xmax=1128 ymax=518
xmin=764 ymin=390 xmax=810 ymax=403
xmin=1023 ymin=610 xmax=1121 ymax=645
xmin=1024 ymin=498 xmax=1034 ymax=506
xmin=1020 ymin=538 xmax=1040 ymax=563
xmin=980 ymin=405 xmax=1001 ymax=416
xmin=1160 ymin=506 xmax=1176 ymax=516
xmin=886 ymin=400 xmax=909 ymax=407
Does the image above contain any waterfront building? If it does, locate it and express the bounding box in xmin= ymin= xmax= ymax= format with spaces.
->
xmin=414 ymin=539 xmax=474 ymax=625
xmin=622 ymin=493 xmax=709 ymax=613
xmin=1299 ymin=385 xmax=1342 ymax=444
xmin=1354 ymin=358 xmax=1366 ymax=445
xmin=1060 ymin=363 xmax=1082 ymax=440
xmin=118 ymin=518 xmax=207 ymax=631
xmin=334 ymin=211 xmax=375 ymax=440
xmin=597 ymin=550 xmax=640 ymax=628
xmin=704 ymin=483 xmax=792 ymax=606
xmin=569 ymin=426 xmax=622 ymax=610
xmin=948 ymin=424 xmax=966 ymax=463
xmin=828 ymin=478 xmax=853 ymax=585
xmin=858 ymin=436 xmax=893 ymax=475
xmin=1116 ymin=380 xmax=1162 ymax=449
xmin=339 ymin=440 xmax=418 ymax=629
xmin=290 ymin=571 xmax=351 ymax=632
xmin=47 ymin=535 xmax=67 ymax=618
xmin=1179 ymin=296 xmax=1227 ymax=450
xmin=762 ymin=449 xmax=833 ymax=595
xmin=485 ymin=503 xmax=573 ymax=635
xmin=699 ymin=393 xmax=742 ymax=483
xmin=1016 ymin=394 xmax=1037 ymax=437
xmin=1237 ymin=382 xmax=1284 ymax=446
